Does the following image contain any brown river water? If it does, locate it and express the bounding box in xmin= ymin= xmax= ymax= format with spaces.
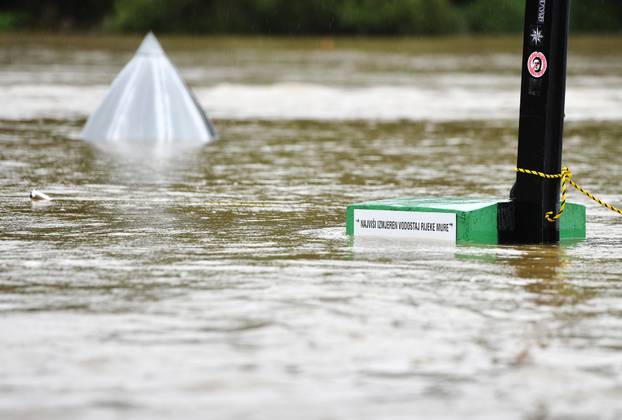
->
xmin=1 ymin=34 xmax=622 ymax=419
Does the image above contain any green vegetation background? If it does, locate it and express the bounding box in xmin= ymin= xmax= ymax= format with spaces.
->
xmin=1 ymin=0 xmax=621 ymax=34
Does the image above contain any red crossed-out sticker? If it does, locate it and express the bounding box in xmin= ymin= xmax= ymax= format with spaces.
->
xmin=527 ymin=51 xmax=548 ymax=78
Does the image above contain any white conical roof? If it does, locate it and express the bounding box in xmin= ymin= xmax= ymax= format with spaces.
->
xmin=136 ymin=32 xmax=165 ymax=55
xmin=81 ymin=32 xmax=216 ymax=147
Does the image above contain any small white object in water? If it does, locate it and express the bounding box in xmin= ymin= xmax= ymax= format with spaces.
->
xmin=30 ymin=190 xmax=51 ymax=202
xmin=81 ymin=32 xmax=216 ymax=148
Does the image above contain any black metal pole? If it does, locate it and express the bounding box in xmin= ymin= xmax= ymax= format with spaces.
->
xmin=503 ymin=0 xmax=572 ymax=244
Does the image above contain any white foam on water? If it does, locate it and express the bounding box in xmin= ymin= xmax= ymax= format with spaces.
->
xmin=2 ymin=78 xmax=621 ymax=123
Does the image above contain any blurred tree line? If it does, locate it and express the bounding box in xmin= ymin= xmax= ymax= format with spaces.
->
xmin=1 ymin=0 xmax=621 ymax=34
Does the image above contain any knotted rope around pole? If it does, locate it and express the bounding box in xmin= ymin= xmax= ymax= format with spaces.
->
xmin=515 ymin=166 xmax=622 ymax=222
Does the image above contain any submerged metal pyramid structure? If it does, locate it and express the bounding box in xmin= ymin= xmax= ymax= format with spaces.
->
xmin=81 ymin=32 xmax=216 ymax=147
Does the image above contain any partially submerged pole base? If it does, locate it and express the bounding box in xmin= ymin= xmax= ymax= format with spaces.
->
xmin=346 ymin=2 xmax=580 ymax=245
xmin=346 ymin=198 xmax=585 ymax=245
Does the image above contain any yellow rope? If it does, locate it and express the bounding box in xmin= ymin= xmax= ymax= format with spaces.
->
xmin=515 ymin=166 xmax=622 ymax=222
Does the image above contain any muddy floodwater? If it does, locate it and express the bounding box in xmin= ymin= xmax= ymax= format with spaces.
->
xmin=1 ymin=34 xmax=622 ymax=420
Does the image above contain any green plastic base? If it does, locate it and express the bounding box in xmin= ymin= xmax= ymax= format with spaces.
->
xmin=346 ymin=198 xmax=586 ymax=244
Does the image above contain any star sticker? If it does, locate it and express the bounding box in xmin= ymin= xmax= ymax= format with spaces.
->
xmin=531 ymin=27 xmax=543 ymax=45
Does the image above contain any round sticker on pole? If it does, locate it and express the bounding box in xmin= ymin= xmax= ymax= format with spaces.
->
xmin=527 ymin=51 xmax=548 ymax=78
